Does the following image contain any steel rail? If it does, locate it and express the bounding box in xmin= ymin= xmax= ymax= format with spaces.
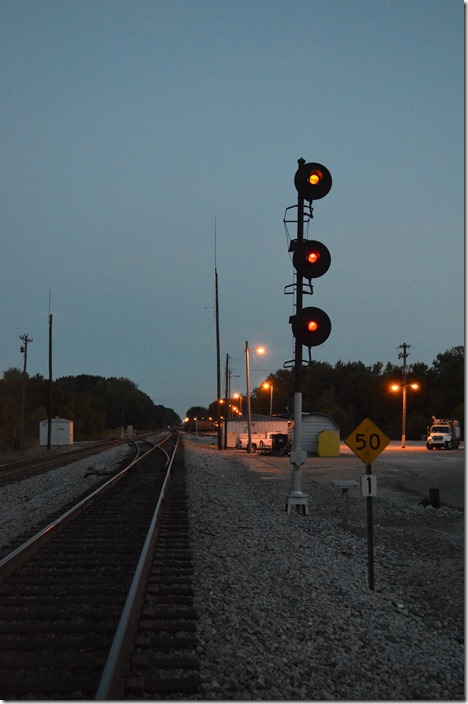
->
xmin=0 ymin=431 xmax=159 ymax=484
xmin=0 ymin=438 xmax=126 ymax=471
xmin=95 ymin=433 xmax=180 ymax=700
xmin=0 ymin=436 xmax=160 ymax=581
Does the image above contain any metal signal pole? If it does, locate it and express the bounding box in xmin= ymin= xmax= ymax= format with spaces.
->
xmin=284 ymin=158 xmax=333 ymax=514
xmin=286 ymin=161 xmax=308 ymax=515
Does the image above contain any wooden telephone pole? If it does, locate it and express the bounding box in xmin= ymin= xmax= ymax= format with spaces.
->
xmin=19 ymin=333 xmax=33 ymax=449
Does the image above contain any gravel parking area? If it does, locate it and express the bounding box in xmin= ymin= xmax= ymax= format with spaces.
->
xmin=183 ymin=438 xmax=464 ymax=700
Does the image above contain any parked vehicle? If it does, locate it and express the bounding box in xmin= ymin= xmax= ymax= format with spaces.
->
xmin=237 ymin=432 xmax=281 ymax=452
xmin=426 ymin=418 xmax=460 ymax=450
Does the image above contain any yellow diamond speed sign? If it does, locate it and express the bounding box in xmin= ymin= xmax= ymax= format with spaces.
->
xmin=345 ymin=418 xmax=390 ymax=464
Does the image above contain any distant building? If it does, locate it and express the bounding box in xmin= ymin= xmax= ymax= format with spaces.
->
xmin=39 ymin=418 xmax=74 ymax=447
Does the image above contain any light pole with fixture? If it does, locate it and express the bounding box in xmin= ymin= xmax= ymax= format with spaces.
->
xmin=245 ymin=342 xmax=265 ymax=452
xmin=390 ymin=381 xmax=419 ymax=448
xmin=391 ymin=342 xmax=420 ymax=448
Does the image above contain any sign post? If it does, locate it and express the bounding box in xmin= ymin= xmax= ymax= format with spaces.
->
xmin=345 ymin=418 xmax=390 ymax=590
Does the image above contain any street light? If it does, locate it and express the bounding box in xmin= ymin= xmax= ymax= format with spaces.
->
xmin=262 ymin=382 xmax=274 ymax=416
xmin=390 ymin=382 xmax=419 ymax=448
xmin=245 ymin=342 xmax=266 ymax=452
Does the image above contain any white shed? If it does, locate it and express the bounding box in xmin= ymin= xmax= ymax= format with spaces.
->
xmin=288 ymin=412 xmax=339 ymax=455
xmin=39 ymin=418 xmax=74 ymax=447
xmin=225 ymin=415 xmax=289 ymax=448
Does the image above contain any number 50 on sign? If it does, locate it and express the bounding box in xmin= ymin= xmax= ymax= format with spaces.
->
xmin=345 ymin=418 xmax=390 ymax=464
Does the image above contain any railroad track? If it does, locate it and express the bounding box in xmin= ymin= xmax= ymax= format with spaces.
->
xmin=118 ymin=448 xmax=200 ymax=699
xmin=0 ymin=437 xmax=133 ymax=485
xmin=0 ymin=433 xmax=200 ymax=700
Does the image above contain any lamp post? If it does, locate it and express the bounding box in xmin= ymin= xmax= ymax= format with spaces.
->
xmin=245 ymin=342 xmax=253 ymax=451
xmin=390 ymin=382 xmax=419 ymax=448
xmin=245 ymin=342 xmax=265 ymax=452
xmin=262 ymin=382 xmax=273 ymax=416
xmin=391 ymin=341 xmax=420 ymax=448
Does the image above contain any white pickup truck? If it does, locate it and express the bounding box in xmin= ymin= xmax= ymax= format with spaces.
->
xmin=236 ymin=432 xmax=279 ymax=452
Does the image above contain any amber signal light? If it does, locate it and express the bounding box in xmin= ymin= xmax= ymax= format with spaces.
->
xmin=294 ymin=161 xmax=332 ymax=201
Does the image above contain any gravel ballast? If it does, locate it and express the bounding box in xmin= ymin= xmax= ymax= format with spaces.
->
xmin=0 ymin=444 xmax=134 ymax=550
xmin=0 ymin=438 xmax=463 ymax=700
xmin=182 ymin=439 xmax=464 ymax=701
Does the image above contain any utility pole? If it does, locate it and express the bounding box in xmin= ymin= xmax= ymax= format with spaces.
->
xmin=47 ymin=291 xmax=53 ymax=450
xmin=19 ymin=333 xmax=33 ymax=449
xmin=398 ymin=342 xmax=411 ymax=448
xmin=224 ymin=353 xmax=229 ymax=448
xmin=214 ymin=220 xmax=223 ymax=450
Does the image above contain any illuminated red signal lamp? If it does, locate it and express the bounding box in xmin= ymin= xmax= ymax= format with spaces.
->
xmin=289 ymin=239 xmax=331 ymax=280
xmin=294 ymin=161 xmax=332 ymax=201
xmin=290 ymin=307 xmax=331 ymax=347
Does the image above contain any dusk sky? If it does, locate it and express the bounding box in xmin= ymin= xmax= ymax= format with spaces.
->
xmin=1 ymin=0 xmax=463 ymax=420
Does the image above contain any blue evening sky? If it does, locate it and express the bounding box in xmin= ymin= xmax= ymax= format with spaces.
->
xmin=0 ymin=0 xmax=463 ymax=419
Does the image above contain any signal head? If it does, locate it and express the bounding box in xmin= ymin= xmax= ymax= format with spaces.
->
xmin=290 ymin=239 xmax=331 ymax=280
xmin=294 ymin=161 xmax=332 ymax=201
xmin=290 ymin=306 xmax=331 ymax=347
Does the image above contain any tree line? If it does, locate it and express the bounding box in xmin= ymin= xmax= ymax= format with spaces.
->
xmin=0 ymin=370 xmax=180 ymax=450
xmin=186 ymin=346 xmax=464 ymax=441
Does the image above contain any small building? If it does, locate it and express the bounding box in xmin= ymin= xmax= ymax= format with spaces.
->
xmin=317 ymin=429 xmax=340 ymax=457
xmin=225 ymin=414 xmax=289 ymax=448
xmin=288 ymin=412 xmax=340 ymax=455
xmin=39 ymin=417 xmax=74 ymax=447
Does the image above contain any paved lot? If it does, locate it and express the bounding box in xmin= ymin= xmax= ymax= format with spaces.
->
xmin=367 ymin=441 xmax=464 ymax=508
xmin=191 ymin=436 xmax=464 ymax=509
xmin=246 ymin=441 xmax=465 ymax=509
xmin=282 ymin=442 xmax=465 ymax=508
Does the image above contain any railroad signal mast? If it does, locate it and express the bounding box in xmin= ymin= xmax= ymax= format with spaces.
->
xmin=284 ymin=159 xmax=332 ymax=515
